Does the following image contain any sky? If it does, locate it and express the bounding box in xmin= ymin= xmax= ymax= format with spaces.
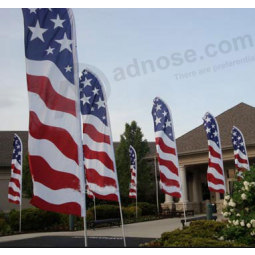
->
xmin=0 ymin=8 xmax=255 ymax=141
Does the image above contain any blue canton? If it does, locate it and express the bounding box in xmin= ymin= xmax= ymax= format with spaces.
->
xmin=232 ymin=127 xmax=246 ymax=155
xmin=12 ymin=135 xmax=22 ymax=165
xmin=203 ymin=112 xmax=220 ymax=148
xmin=22 ymin=8 xmax=75 ymax=84
xmin=79 ymin=70 xmax=108 ymax=126
xmin=151 ymin=97 xmax=174 ymax=142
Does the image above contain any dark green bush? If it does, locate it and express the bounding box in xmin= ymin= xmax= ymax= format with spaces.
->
xmin=88 ymin=205 xmax=120 ymax=220
xmin=144 ymin=220 xmax=246 ymax=247
xmin=9 ymin=208 xmax=61 ymax=231
xmin=128 ymin=202 xmax=156 ymax=216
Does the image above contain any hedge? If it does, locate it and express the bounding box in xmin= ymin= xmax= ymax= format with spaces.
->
xmin=128 ymin=202 xmax=156 ymax=216
xmin=142 ymin=220 xmax=247 ymax=247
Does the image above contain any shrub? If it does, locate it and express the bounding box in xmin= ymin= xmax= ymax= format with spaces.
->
xmin=0 ymin=218 xmax=8 ymax=234
xmin=9 ymin=208 xmax=62 ymax=232
xmin=88 ymin=205 xmax=120 ymax=220
xmin=128 ymin=202 xmax=156 ymax=216
xmin=143 ymin=220 xmax=245 ymax=247
xmin=221 ymin=167 xmax=255 ymax=245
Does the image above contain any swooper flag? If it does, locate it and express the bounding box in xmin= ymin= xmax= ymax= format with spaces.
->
xmin=80 ymin=69 xmax=119 ymax=201
xmin=231 ymin=126 xmax=250 ymax=178
xmin=22 ymin=8 xmax=85 ymax=216
xmin=8 ymin=134 xmax=23 ymax=205
xmin=129 ymin=145 xmax=137 ymax=199
xmin=203 ymin=112 xmax=226 ymax=194
xmin=151 ymin=97 xmax=182 ymax=198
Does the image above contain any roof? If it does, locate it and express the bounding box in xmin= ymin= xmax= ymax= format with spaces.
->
xmin=176 ymin=103 xmax=255 ymax=155
xmin=1 ymin=103 xmax=254 ymax=165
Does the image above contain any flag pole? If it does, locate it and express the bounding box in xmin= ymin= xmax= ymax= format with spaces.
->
xmin=101 ymin=76 xmax=126 ymax=247
xmin=19 ymin=135 xmax=23 ymax=233
xmin=69 ymin=8 xmax=88 ymax=247
xmin=154 ymin=157 xmax=160 ymax=215
xmin=93 ymin=195 xmax=97 ymax=221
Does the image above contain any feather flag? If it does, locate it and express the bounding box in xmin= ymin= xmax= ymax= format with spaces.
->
xmin=80 ymin=69 xmax=119 ymax=201
xmin=231 ymin=126 xmax=249 ymax=178
xmin=22 ymin=8 xmax=85 ymax=216
xmin=203 ymin=112 xmax=226 ymax=193
xmin=129 ymin=145 xmax=137 ymax=199
xmin=8 ymin=134 xmax=23 ymax=205
xmin=151 ymin=97 xmax=182 ymax=198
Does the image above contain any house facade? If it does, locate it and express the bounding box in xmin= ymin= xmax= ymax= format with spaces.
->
xmin=0 ymin=103 xmax=255 ymax=213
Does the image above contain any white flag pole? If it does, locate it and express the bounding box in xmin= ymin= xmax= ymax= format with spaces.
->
xmin=100 ymin=73 xmax=126 ymax=247
xmin=154 ymin=157 xmax=160 ymax=215
xmin=19 ymin=136 xmax=23 ymax=233
xmin=93 ymin=195 xmax=97 ymax=221
xmin=68 ymin=8 xmax=88 ymax=247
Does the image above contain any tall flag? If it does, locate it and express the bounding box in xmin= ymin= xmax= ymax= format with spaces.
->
xmin=80 ymin=69 xmax=119 ymax=201
xmin=203 ymin=112 xmax=226 ymax=193
xmin=231 ymin=126 xmax=250 ymax=178
xmin=129 ymin=145 xmax=137 ymax=199
xmin=151 ymin=97 xmax=182 ymax=198
xmin=22 ymin=9 xmax=85 ymax=216
xmin=8 ymin=134 xmax=23 ymax=205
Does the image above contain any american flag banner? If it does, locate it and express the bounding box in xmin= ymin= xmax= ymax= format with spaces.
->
xmin=203 ymin=112 xmax=226 ymax=194
xmin=231 ymin=126 xmax=250 ymax=178
xmin=80 ymin=69 xmax=119 ymax=202
xmin=22 ymin=9 xmax=86 ymax=216
xmin=129 ymin=145 xmax=137 ymax=199
xmin=8 ymin=134 xmax=23 ymax=205
xmin=151 ymin=97 xmax=182 ymax=198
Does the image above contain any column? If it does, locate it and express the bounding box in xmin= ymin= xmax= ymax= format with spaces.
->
xmin=165 ymin=194 xmax=174 ymax=203
xmin=179 ymin=166 xmax=188 ymax=203
xmin=192 ymin=171 xmax=199 ymax=202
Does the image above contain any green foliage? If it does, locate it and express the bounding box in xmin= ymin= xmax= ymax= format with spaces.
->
xmin=143 ymin=220 xmax=245 ymax=247
xmin=115 ymin=121 xmax=153 ymax=205
xmin=88 ymin=205 xmax=120 ymax=220
xmin=128 ymin=202 xmax=156 ymax=216
xmin=221 ymin=167 xmax=255 ymax=245
xmin=22 ymin=154 xmax=33 ymax=198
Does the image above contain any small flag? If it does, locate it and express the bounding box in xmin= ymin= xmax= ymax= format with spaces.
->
xmin=22 ymin=8 xmax=85 ymax=216
xmin=231 ymin=126 xmax=249 ymax=178
xmin=129 ymin=145 xmax=137 ymax=199
xmin=151 ymin=97 xmax=182 ymax=198
xmin=203 ymin=112 xmax=226 ymax=194
xmin=80 ymin=69 xmax=119 ymax=201
xmin=8 ymin=134 xmax=23 ymax=205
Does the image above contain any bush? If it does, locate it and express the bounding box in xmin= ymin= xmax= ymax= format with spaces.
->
xmin=128 ymin=202 xmax=156 ymax=216
xmin=221 ymin=167 xmax=255 ymax=245
xmin=9 ymin=208 xmax=62 ymax=232
xmin=88 ymin=205 xmax=120 ymax=220
xmin=143 ymin=220 xmax=245 ymax=247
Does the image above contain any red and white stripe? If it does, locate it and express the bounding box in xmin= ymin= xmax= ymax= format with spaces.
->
xmin=129 ymin=166 xmax=137 ymax=198
xmin=25 ymin=51 xmax=86 ymax=217
xmin=8 ymin=137 xmax=22 ymax=205
xmin=207 ymin=140 xmax=226 ymax=193
xmin=155 ymin=130 xmax=182 ymax=198
xmin=83 ymin=113 xmax=119 ymax=202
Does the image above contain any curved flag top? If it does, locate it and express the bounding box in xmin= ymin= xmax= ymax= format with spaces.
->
xmin=231 ymin=126 xmax=250 ymax=178
xmin=151 ymin=97 xmax=182 ymax=198
xmin=129 ymin=145 xmax=137 ymax=199
xmin=80 ymin=69 xmax=119 ymax=202
xmin=22 ymin=8 xmax=85 ymax=216
xmin=8 ymin=134 xmax=23 ymax=205
xmin=203 ymin=112 xmax=226 ymax=194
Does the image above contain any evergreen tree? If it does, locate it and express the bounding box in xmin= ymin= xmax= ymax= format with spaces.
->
xmin=115 ymin=121 xmax=154 ymax=205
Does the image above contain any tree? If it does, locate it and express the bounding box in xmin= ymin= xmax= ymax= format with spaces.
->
xmin=115 ymin=121 xmax=154 ymax=205
xmin=22 ymin=154 xmax=33 ymax=198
